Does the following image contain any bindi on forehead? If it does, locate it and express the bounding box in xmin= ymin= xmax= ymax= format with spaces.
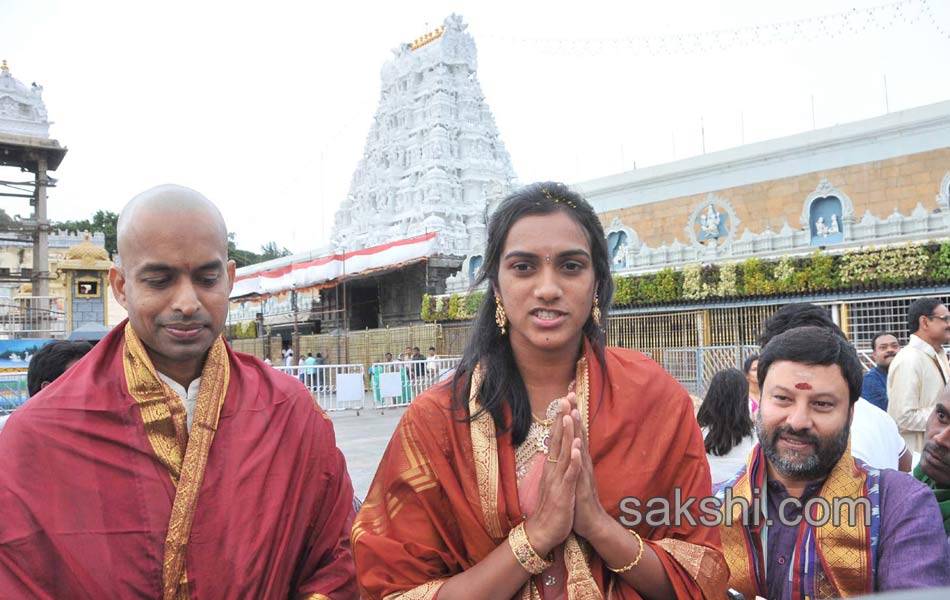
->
xmin=795 ymin=382 xmax=813 ymax=390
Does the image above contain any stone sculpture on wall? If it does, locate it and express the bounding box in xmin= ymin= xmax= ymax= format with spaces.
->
xmin=685 ymin=194 xmax=739 ymax=251
xmin=610 ymin=177 xmax=950 ymax=274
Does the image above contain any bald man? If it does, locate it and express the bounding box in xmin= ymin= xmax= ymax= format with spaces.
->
xmin=0 ymin=185 xmax=357 ymax=598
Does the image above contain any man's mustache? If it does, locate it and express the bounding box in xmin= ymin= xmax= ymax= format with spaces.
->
xmin=772 ymin=425 xmax=819 ymax=447
xmin=923 ymin=442 xmax=950 ymax=466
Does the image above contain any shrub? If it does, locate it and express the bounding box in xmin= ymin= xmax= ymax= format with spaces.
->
xmin=613 ymin=275 xmax=636 ymax=306
xmin=420 ymin=293 xmax=432 ymax=321
xmin=803 ymin=251 xmax=837 ymax=291
xmin=741 ymin=258 xmax=775 ymax=295
xmin=682 ymin=264 xmax=703 ymax=300
xmin=931 ymin=242 xmax=950 ymax=282
xmin=653 ymin=268 xmax=681 ymax=302
xmin=447 ymin=294 xmax=462 ymax=320
xmin=463 ymin=290 xmax=485 ymax=318
xmin=716 ymin=262 xmax=739 ymax=297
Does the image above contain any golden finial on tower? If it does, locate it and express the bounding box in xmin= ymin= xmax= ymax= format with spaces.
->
xmin=1 ymin=60 xmax=8 ymax=73
xmin=410 ymin=24 xmax=446 ymax=51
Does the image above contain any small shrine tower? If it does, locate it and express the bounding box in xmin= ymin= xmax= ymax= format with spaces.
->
xmin=58 ymin=234 xmax=111 ymax=332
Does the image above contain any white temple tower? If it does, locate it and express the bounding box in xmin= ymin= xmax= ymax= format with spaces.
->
xmin=0 ymin=60 xmax=51 ymax=138
xmin=331 ymin=14 xmax=517 ymax=263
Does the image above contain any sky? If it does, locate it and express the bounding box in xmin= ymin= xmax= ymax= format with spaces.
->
xmin=2 ymin=0 xmax=949 ymax=255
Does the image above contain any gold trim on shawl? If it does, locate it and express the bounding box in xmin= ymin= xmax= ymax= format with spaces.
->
xmin=122 ymin=324 xmax=232 ymax=600
xmin=655 ymin=538 xmax=730 ymax=599
xmin=469 ymin=364 xmax=505 ymax=539
xmin=813 ymin=450 xmax=871 ymax=597
xmin=123 ymin=322 xmax=188 ymax=481
xmin=719 ymin=454 xmax=756 ymax=599
xmin=563 ymin=358 xmax=603 ymax=599
xmin=720 ymin=443 xmax=872 ymax=599
xmin=303 ymin=595 xmax=330 ymax=600
xmin=575 ymin=356 xmax=590 ymax=443
xmin=564 ymin=534 xmax=603 ymax=600
xmin=383 ymin=578 xmax=447 ymax=600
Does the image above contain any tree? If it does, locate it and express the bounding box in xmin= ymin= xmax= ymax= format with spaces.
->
xmin=259 ymin=241 xmax=291 ymax=261
xmin=228 ymin=233 xmax=260 ymax=268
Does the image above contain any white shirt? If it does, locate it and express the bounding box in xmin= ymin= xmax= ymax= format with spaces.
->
xmin=851 ymin=397 xmax=907 ymax=470
xmin=887 ymin=334 xmax=950 ymax=453
xmin=702 ymin=428 xmax=757 ymax=485
xmin=157 ymin=372 xmax=202 ymax=431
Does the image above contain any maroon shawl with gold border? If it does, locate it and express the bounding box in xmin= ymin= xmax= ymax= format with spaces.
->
xmin=0 ymin=320 xmax=356 ymax=599
xmin=353 ymin=344 xmax=728 ymax=599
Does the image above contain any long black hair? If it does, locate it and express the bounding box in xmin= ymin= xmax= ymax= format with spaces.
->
xmin=450 ymin=182 xmax=614 ymax=445
xmin=696 ymin=368 xmax=753 ymax=456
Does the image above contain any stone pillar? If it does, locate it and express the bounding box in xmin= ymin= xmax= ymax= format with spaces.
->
xmin=32 ymin=157 xmax=50 ymax=299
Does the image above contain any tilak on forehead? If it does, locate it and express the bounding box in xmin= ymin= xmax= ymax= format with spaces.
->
xmin=793 ymin=368 xmax=816 ymax=390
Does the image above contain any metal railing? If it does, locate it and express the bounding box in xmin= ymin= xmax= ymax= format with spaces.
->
xmin=274 ymin=363 xmax=366 ymax=412
xmin=660 ymin=345 xmax=759 ymax=397
xmin=0 ymin=371 xmax=29 ymax=415
xmin=0 ymin=296 xmax=67 ymax=338
xmin=368 ymin=357 xmax=461 ymax=408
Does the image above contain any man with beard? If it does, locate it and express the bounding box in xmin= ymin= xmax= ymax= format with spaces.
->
xmin=0 ymin=185 xmax=357 ymax=598
xmin=888 ymin=297 xmax=950 ymax=453
xmin=862 ymin=331 xmax=900 ymax=411
xmin=915 ymin=385 xmax=950 ymax=543
xmin=719 ymin=326 xmax=950 ymax=599
xmin=756 ymin=303 xmax=909 ymax=472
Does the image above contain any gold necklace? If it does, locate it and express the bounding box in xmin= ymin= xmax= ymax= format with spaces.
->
xmin=517 ymin=379 xmax=577 ymax=480
xmin=529 ymin=379 xmax=576 ymax=425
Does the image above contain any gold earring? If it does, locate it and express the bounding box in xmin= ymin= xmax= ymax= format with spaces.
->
xmin=495 ymin=295 xmax=507 ymax=335
xmin=592 ymin=293 xmax=601 ymax=328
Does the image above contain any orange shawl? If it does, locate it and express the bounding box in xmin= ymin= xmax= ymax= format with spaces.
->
xmin=352 ymin=345 xmax=728 ymax=599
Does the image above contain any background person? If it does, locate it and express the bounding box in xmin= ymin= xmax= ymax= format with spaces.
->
xmin=888 ymin=298 xmax=950 ymax=453
xmin=915 ymin=384 xmax=950 ymax=542
xmin=0 ymin=340 xmax=94 ymax=434
xmin=742 ymin=354 xmax=760 ymax=415
xmin=26 ymin=340 xmax=94 ymax=397
xmin=862 ymin=331 xmax=900 ymax=411
xmin=425 ymin=346 xmax=439 ymax=380
xmin=697 ymin=368 xmax=756 ymax=489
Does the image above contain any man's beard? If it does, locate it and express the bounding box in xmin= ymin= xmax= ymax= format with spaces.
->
xmin=756 ymin=411 xmax=850 ymax=481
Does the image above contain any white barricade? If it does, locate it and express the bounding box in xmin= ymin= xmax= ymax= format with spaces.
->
xmin=274 ymin=364 xmax=366 ymax=412
xmin=368 ymin=357 xmax=460 ymax=408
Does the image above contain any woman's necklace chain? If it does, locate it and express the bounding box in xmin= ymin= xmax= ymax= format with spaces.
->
xmin=516 ymin=379 xmax=576 ymax=480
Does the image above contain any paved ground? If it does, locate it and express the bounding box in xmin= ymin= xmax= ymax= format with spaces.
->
xmin=329 ymin=404 xmax=407 ymax=499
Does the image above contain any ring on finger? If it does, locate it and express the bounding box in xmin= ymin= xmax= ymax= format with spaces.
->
xmin=546 ymin=456 xmax=559 ymax=463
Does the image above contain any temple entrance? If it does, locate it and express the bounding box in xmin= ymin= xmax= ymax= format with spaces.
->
xmin=347 ymin=282 xmax=380 ymax=330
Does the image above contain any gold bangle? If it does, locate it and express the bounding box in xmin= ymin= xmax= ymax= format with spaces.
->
xmin=507 ymin=522 xmax=553 ymax=575
xmin=606 ymin=529 xmax=644 ymax=574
